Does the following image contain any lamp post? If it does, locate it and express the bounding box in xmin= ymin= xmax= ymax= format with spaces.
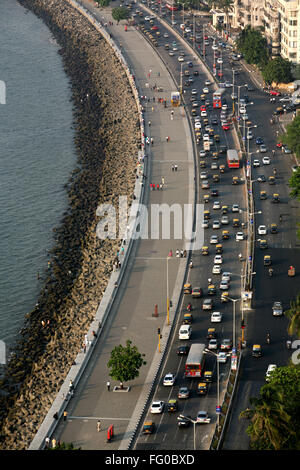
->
xmin=226 ymin=296 xmax=240 ymax=350
xmin=167 ymin=255 xmax=170 ymax=325
xmin=179 ymin=415 xmax=197 ymax=449
xmin=204 ymin=349 xmax=220 ymax=427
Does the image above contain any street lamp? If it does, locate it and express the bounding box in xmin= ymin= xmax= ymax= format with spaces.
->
xmin=179 ymin=415 xmax=197 ymax=449
xmin=204 ymin=348 xmax=221 ymax=427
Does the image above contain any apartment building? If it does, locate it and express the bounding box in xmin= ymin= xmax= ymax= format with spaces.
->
xmin=212 ymin=0 xmax=300 ymax=63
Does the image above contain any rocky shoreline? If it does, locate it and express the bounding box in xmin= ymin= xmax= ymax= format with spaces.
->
xmin=0 ymin=0 xmax=140 ymax=449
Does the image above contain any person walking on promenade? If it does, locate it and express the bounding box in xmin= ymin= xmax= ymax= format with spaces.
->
xmin=97 ymin=420 xmax=101 ymax=432
xmin=166 ymin=136 xmax=169 ymax=142
xmin=107 ymin=381 xmax=111 ymax=391
xmin=161 ymin=177 xmax=165 ymax=186
xmin=63 ymin=410 xmax=68 ymax=422
xmin=171 ymin=110 xmax=174 ymax=120
xmin=171 ymin=164 xmax=175 ymax=171
xmin=148 ymin=120 xmax=151 ymax=127
xmin=174 ymin=164 xmax=178 ymax=171
xmin=151 ymin=137 xmax=154 ymax=145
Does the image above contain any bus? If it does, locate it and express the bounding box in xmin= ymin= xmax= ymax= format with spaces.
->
xmin=227 ymin=149 xmax=240 ymax=169
xmin=185 ymin=343 xmax=206 ymax=377
xmin=166 ymin=2 xmax=178 ymax=11
xmin=213 ymin=88 xmax=225 ymax=109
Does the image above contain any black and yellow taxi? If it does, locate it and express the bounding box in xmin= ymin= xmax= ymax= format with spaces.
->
xmin=260 ymin=190 xmax=267 ymax=200
xmin=142 ymin=421 xmax=155 ymax=434
xmin=204 ymin=210 xmax=210 ymax=219
xmin=221 ymin=205 xmax=228 ymax=214
xmin=197 ymin=382 xmax=208 ymax=395
xmin=264 ymin=255 xmax=271 ymax=266
xmin=219 ymin=164 xmax=225 ymax=173
xmin=201 ymin=245 xmax=209 ymax=255
xmin=216 ymin=243 xmax=223 ymax=254
xmin=203 ymin=371 xmax=213 ymax=383
xmin=233 ymin=219 xmax=240 ymax=227
xmin=208 ymin=284 xmax=216 ymax=295
xmin=212 ymin=174 xmax=220 ymax=182
xmin=192 ymin=287 xmax=203 ymax=298
xmin=222 ymin=230 xmax=230 ymax=240
xmin=214 ymin=134 xmax=220 ymax=142
xmin=268 ymin=176 xmax=275 ymax=185
xmin=272 ymin=193 xmax=280 ymax=203
xmin=270 ymin=223 xmax=278 ymax=234
xmin=232 ymin=176 xmax=239 ymax=185
xmin=252 ymin=344 xmax=262 ymax=358
xmin=183 ymin=313 xmax=193 ymax=324
xmin=183 ymin=283 xmax=192 ymax=294
xmin=212 ymin=151 xmax=219 ymax=160
xmin=221 ymin=291 xmax=229 ymax=303
xmin=203 ymin=194 xmax=210 ymax=203
xmin=200 ymin=160 xmax=206 ymax=169
xmin=259 ymin=239 xmax=268 ymax=249
xmin=206 ymin=327 xmax=216 ymax=339
xmin=167 ymin=399 xmax=178 ymax=412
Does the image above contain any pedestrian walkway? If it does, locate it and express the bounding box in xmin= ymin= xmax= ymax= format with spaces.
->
xmin=53 ymin=1 xmax=195 ymax=450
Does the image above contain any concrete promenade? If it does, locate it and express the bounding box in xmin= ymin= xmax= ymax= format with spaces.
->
xmin=52 ymin=2 xmax=195 ymax=450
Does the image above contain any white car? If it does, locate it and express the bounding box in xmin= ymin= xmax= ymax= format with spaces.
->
xmin=239 ymin=107 xmax=246 ymax=114
xmin=262 ymin=156 xmax=271 ymax=165
xmin=247 ymin=130 xmax=253 ymax=140
xmin=163 ymin=373 xmax=176 ymax=386
xmin=195 ymin=122 xmax=202 ymax=130
xmin=236 ymin=232 xmax=245 ymax=241
xmin=260 ymin=144 xmax=267 ymax=153
xmin=213 ymin=220 xmax=220 ymax=229
xmin=150 ymin=400 xmax=164 ymax=414
xmin=212 ymin=44 xmax=218 ymax=51
xmin=213 ymin=201 xmax=221 ymax=210
xmin=219 ymin=279 xmax=229 ymax=290
xmin=222 ymin=104 xmax=228 ymax=111
xmin=231 ymin=93 xmax=237 ymax=100
xmin=214 ymin=255 xmax=223 ymax=264
xmin=200 ymin=171 xmax=208 ymax=179
xmin=253 ymin=159 xmax=260 ymax=167
xmin=203 ymin=134 xmax=210 ymax=141
xmin=212 ymin=264 xmax=222 ymax=274
xmin=266 ymin=364 xmax=277 ymax=381
xmin=217 ymin=352 xmax=227 ymax=363
xmin=222 ymin=272 xmax=231 ymax=282
xmin=178 ymin=56 xmax=184 ymax=62
xmin=201 ymin=110 xmax=208 ymax=117
xmin=211 ymin=312 xmax=222 ymax=323
xmin=208 ymin=339 xmax=218 ymax=350
xmin=258 ymin=225 xmax=267 ymax=235
xmin=210 ymin=235 xmax=219 ymax=244
xmin=203 ymin=87 xmax=209 ymax=94
xmin=217 ymin=58 xmax=223 ymax=64
xmin=192 ymin=89 xmax=198 ymax=95
xmin=199 ymin=150 xmax=206 ymax=157
xmin=196 ymin=411 xmax=211 ymax=424
xmin=241 ymin=113 xmax=249 ymax=121
xmin=232 ymin=204 xmax=239 ymax=212
xmin=163 ymin=33 xmax=169 ymax=38
xmin=202 ymin=220 xmax=209 ymax=229
xmin=205 ymin=80 xmax=211 ymax=86
xmin=185 ymin=27 xmax=192 ymax=33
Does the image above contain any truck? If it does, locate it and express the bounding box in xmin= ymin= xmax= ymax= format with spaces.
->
xmin=227 ymin=149 xmax=240 ymax=169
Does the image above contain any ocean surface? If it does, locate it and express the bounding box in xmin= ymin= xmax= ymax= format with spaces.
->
xmin=0 ymin=0 xmax=76 ymax=348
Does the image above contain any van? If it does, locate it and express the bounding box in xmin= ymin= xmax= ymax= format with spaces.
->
xmin=179 ymin=324 xmax=192 ymax=340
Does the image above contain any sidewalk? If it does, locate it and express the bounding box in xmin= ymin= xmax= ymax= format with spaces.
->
xmin=53 ymin=1 xmax=195 ymax=450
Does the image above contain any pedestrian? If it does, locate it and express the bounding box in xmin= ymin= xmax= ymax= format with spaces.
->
xmin=45 ymin=437 xmax=50 ymax=448
xmin=107 ymin=381 xmax=111 ymax=391
xmin=166 ymin=136 xmax=169 ymax=142
xmin=171 ymin=110 xmax=174 ymax=120
xmin=160 ymin=184 xmax=163 ymax=190
xmin=151 ymin=106 xmax=154 ymax=112
xmin=63 ymin=410 xmax=68 ymax=422
xmin=172 ymin=164 xmax=175 ymax=171
xmin=52 ymin=438 xmax=57 ymax=449
xmin=174 ymin=164 xmax=178 ymax=171
xmin=97 ymin=420 xmax=101 ymax=432
xmin=148 ymin=120 xmax=151 ymax=127
xmin=151 ymin=137 xmax=154 ymax=145
xmin=161 ymin=177 xmax=165 ymax=185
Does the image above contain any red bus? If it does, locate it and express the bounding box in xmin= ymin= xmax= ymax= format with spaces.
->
xmin=227 ymin=149 xmax=240 ymax=169
xmin=166 ymin=2 xmax=178 ymax=11
xmin=185 ymin=343 xmax=205 ymax=377
xmin=213 ymin=88 xmax=225 ymax=109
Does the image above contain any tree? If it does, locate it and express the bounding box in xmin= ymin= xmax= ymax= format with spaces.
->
xmin=240 ymin=382 xmax=293 ymax=449
xmin=262 ymin=57 xmax=293 ymax=85
xmin=285 ymin=293 xmax=300 ymax=337
xmin=111 ymin=7 xmax=130 ymax=24
xmin=107 ymin=340 xmax=146 ymax=388
xmin=95 ymin=0 xmax=110 ymax=7
xmin=235 ymin=26 xmax=269 ymax=67
xmin=280 ymin=114 xmax=300 ymax=161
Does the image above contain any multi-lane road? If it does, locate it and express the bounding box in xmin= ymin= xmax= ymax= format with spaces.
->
xmin=132 ymin=2 xmax=300 ymax=450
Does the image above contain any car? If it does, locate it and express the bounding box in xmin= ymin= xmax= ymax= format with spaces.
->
xmin=163 ymin=373 xmax=176 ymax=386
xmin=177 ymin=345 xmax=190 ymax=356
xmin=258 ymin=225 xmax=267 ymax=235
xmin=202 ymin=216 xmax=209 ymax=228
xmin=201 ymin=110 xmax=207 ymax=117
xmin=142 ymin=421 xmax=155 ymax=434
xmin=150 ymin=400 xmax=164 ymax=414
xmin=211 ymin=311 xmax=222 ymax=322
xmin=203 ymin=299 xmax=213 ymax=310
xmin=217 ymin=58 xmax=223 ymax=64
xmin=203 ymin=87 xmax=209 ymax=94
xmin=269 ymin=90 xmax=281 ymax=96
xmin=213 ymin=220 xmax=220 ymax=229
xmin=257 ymin=175 xmax=266 ymax=182
xmin=236 ymin=232 xmax=245 ymax=241
xmin=208 ymin=338 xmax=218 ymax=350
xmin=283 ymin=146 xmax=292 ymax=154
xmin=205 ymin=79 xmax=211 ymax=86
xmin=259 ymin=239 xmax=268 ymax=249
xmin=232 ymin=204 xmax=239 ymax=212
xmin=192 ymin=287 xmax=203 ymax=298
xmin=151 ymin=25 xmax=159 ymax=31
xmin=231 ymin=92 xmax=237 ymax=100
xmin=179 ymin=324 xmax=192 ymax=340
xmin=178 ymin=55 xmax=184 ymax=62
xmin=270 ymin=223 xmax=278 ymax=234
xmin=197 ymin=382 xmax=208 ymax=395
xmin=196 ymin=411 xmax=211 ymax=424
xmin=217 ymin=352 xmax=227 ymax=363
xmin=219 ymin=279 xmax=229 ymax=290
xmin=195 ymin=122 xmax=202 ymax=130
xmin=292 ymin=165 xmax=299 ymax=173
xmin=219 ymin=145 xmax=228 ymax=154
xmin=247 ymin=130 xmax=253 ymax=140
xmin=200 ymin=171 xmax=208 ymax=179
xmin=253 ymin=159 xmax=260 ymax=167
xmin=211 ymin=189 xmax=219 ymax=197
xmin=252 ymin=344 xmax=262 ymax=358
xmin=212 ymin=44 xmax=218 ymax=51
xmin=260 ymin=144 xmax=267 ymax=153
xmin=214 ymin=255 xmax=223 ymax=264
xmin=266 ymin=364 xmax=277 ymax=381
xmin=279 ymin=96 xmax=292 ymax=102
xmin=239 ymin=106 xmax=246 ymax=114
xmin=222 ymin=272 xmax=231 ymax=282
xmin=191 ymin=88 xmax=198 ymax=95
xmin=221 ymin=215 xmax=229 ymax=225
xmin=167 ymin=399 xmax=178 ymax=412
xmin=202 ymin=180 xmax=209 ymax=189
xmin=212 ymin=264 xmax=222 ymax=275
xmin=262 ymin=156 xmax=271 ymax=165
xmin=241 ymin=113 xmax=249 ymax=121
xmin=177 ymin=415 xmax=191 ymax=427
xmin=272 ymin=301 xmax=283 ymax=316
xmin=222 ymin=123 xmax=230 ymax=131
xmin=210 ymin=235 xmax=219 ymax=244
xmin=177 ymin=386 xmax=190 ymax=399
xmin=256 ymin=137 xmax=264 ymax=145
xmin=220 ymin=339 xmax=232 ymax=351
xmin=163 ymin=33 xmax=169 ymax=38
xmin=211 ymin=117 xmax=218 ymax=125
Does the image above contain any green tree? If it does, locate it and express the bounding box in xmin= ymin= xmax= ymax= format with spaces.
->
xmin=235 ymin=26 xmax=269 ymax=67
xmin=240 ymin=383 xmax=293 ymax=449
xmin=279 ymin=114 xmax=300 ymax=161
xmin=285 ymin=293 xmax=300 ymax=337
xmin=95 ymin=0 xmax=110 ymax=7
xmin=262 ymin=57 xmax=293 ymax=85
xmin=292 ymin=64 xmax=300 ymax=80
xmin=107 ymin=340 xmax=146 ymax=389
xmin=111 ymin=7 xmax=130 ymax=24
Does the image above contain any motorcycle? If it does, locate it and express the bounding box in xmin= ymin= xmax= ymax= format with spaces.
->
xmin=266 ymin=334 xmax=271 ymax=344
xmin=187 ymin=303 xmax=192 ymax=312
xmin=286 ymin=340 xmax=292 ymax=349
xmin=189 ymin=260 xmax=193 ymax=268
xmin=268 ymin=268 xmax=274 ymax=277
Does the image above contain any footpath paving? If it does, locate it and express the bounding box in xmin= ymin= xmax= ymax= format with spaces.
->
xmin=52 ymin=1 xmax=195 ymax=450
